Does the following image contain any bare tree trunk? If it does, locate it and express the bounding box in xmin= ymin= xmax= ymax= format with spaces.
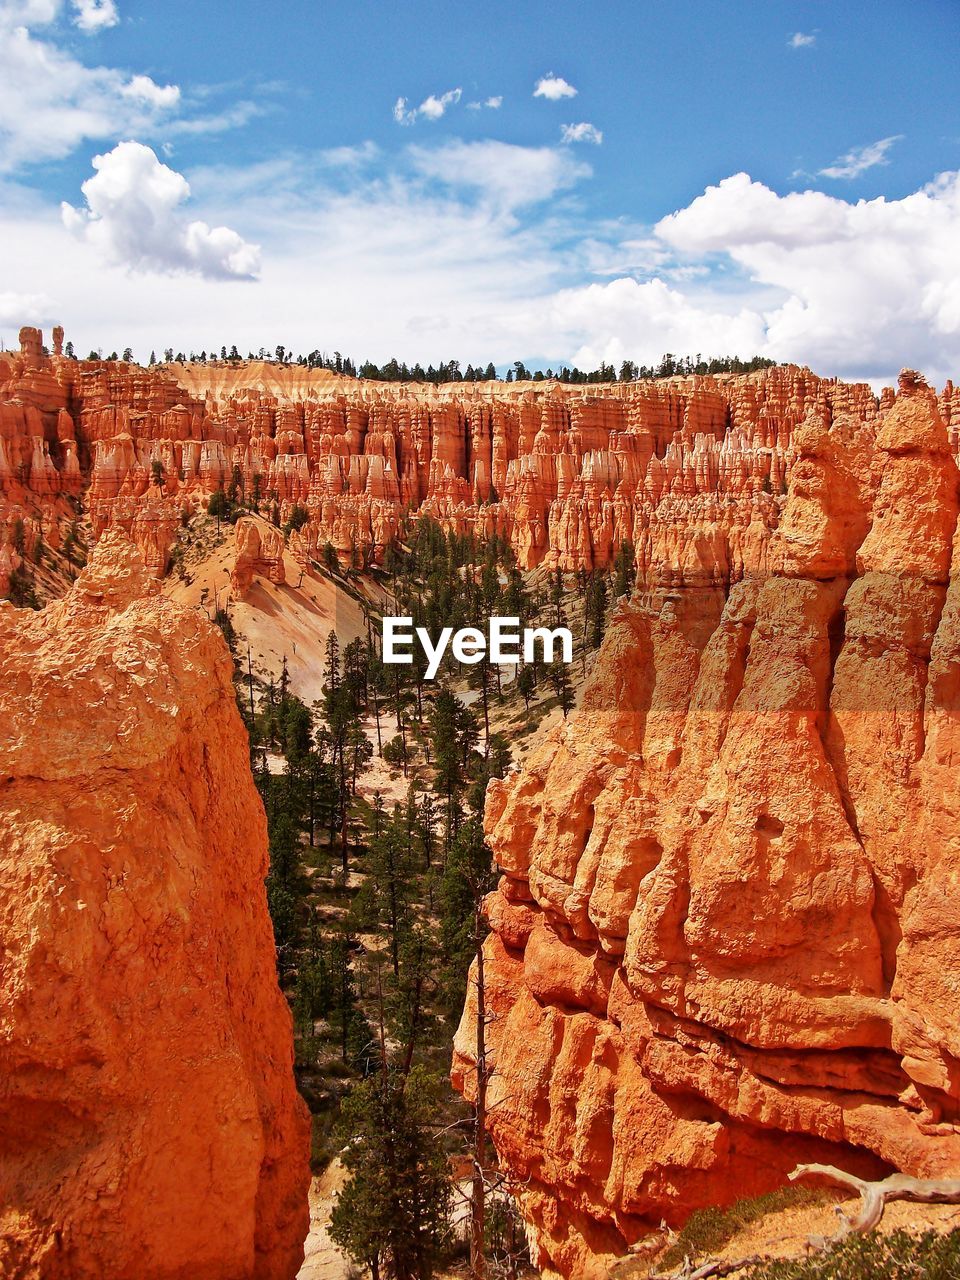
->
xmin=470 ymin=902 xmax=488 ymax=1280
xmin=481 ymin=664 xmax=490 ymax=756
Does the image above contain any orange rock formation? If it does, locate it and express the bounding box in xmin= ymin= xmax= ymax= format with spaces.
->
xmin=232 ymin=516 xmax=287 ymax=596
xmin=2 ymin=328 xmax=892 ymax=599
xmin=0 ymin=530 xmax=310 ymax=1278
xmin=452 ymin=371 xmax=960 ymax=1278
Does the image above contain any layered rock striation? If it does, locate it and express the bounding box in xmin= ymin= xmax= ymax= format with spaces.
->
xmin=452 ymin=372 xmax=960 ymax=1278
xmin=2 ymin=328 xmax=906 ymax=596
xmin=0 ymin=530 xmax=310 ymax=1278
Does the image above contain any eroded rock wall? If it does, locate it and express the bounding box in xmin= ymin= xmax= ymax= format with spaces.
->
xmin=0 ymin=530 xmax=310 ymax=1279
xmin=452 ymin=373 xmax=960 ymax=1278
xmin=2 ymin=329 xmax=892 ymax=593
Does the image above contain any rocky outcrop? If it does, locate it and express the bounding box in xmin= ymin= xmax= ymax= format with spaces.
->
xmin=232 ymin=516 xmax=287 ymax=595
xmin=0 ymin=530 xmax=310 ymax=1278
xmin=452 ymin=372 xmax=960 ymax=1279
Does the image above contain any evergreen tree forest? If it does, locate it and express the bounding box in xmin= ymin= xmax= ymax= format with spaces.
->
xmin=216 ymin=518 xmax=637 ymax=1280
xmin=79 ymin=342 xmax=779 ymax=386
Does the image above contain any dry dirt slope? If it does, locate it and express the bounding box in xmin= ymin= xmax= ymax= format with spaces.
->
xmin=162 ymin=518 xmax=375 ymax=705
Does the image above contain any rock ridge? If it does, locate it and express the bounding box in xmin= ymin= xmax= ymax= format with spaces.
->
xmin=4 ymin=327 xmax=929 ymax=597
xmin=451 ymin=374 xmax=960 ymax=1278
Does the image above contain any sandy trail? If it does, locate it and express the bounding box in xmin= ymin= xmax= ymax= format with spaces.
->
xmin=296 ymin=1162 xmax=352 ymax=1280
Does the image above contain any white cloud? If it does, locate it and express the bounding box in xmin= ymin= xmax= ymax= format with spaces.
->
xmin=61 ymin=141 xmax=260 ymax=279
xmin=0 ymin=5 xmax=259 ymax=171
xmin=319 ymin=140 xmax=379 ymax=168
xmin=789 ymin=31 xmax=816 ymax=48
xmin=419 ymin=88 xmax=461 ymax=119
xmin=394 ymin=87 xmax=462 ymax=125
xmin=538 ymin=277 xmax=767 ymax=372
xmin=120 ymin=73 xmax=180 ymax=110
xmin=4 ymin=139 xmax=960 ymax=388
xmin=71 ymin=0 xmax=118 ymax=32
xmin=818 ymin=135 xmax=902 ymax=180
xmin=655 ymin=170 xmax=960 ymax=379
xmin=161 ymin=100 xmax=261 ymax=137
xmin=0 ymin=6 xmax=181 ymax=170
xmin=561 ymin=122 xmax=602 ymax=145
xmin=408 ymin=139 xmax=590 ymax=210
xmin=0 ymin=1 xmax=59 ymax=24
xmin=467 ymin=95 xmax=502 ymax=111
xmin=0 ymin=287 xmax=56 ymax=326
xmin=533 ymin=73 xmax=577 ymax=101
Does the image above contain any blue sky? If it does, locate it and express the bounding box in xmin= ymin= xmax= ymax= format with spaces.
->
xmin=1 ymin=0 xmax=959 ymax=382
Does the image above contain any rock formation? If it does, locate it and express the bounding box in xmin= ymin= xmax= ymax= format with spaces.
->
xmin=452 ymin=371 xmax=960 ymax=1278
xmin=2 ymin=329 xmax=895 ymax=600
xmin=232 ymin=516 xmax=287 ymax=595
xmin=0 ymin=530 xmax=310 ymax=1278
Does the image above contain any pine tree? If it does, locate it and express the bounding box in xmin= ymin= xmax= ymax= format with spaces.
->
xmin=330 ymin=1067 xmax=452 ymax=1280
xmin=548 ymin=657 xmax=574 ymax=716
xmin=516 ymin=664 xmax=535 ymax=713
xmin=429 ymin=689 xmax=476 ymax=854
xmin=613 ymin=538 xmax=635 ymax=598
xmin=365 ymin=804 xmax=416 ymax=979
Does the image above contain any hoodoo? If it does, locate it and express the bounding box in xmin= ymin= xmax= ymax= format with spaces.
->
xmin=0 ymin=530 xmax=310 ymax=1279
xmin=452 ymin=372 xmax=960 ymax=1278
xmin=3 ymin=327 xmax=924 ymax=601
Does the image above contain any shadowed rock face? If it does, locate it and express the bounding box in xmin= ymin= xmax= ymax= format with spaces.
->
xmin=452 ymin=376 xmax=960 ymax=1279
xmin=0 ymin=530 xmax=310 ymax=1279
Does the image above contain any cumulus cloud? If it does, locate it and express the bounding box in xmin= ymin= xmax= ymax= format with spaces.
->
xmin=655 ymin=170 xmax=960 ymax=379
xmin=394 ymin=87 xmax=462 ymax=125
xmin=61 ymin=141 xmax=260 ymax=279
xmin=408 ymin=139 xmax=590 ymax=210
xmin=539 ymin=277 xmax=767 ymax=373
xmin=0 ymin=4 xmax=180 ymax=170
xmin=789 ymin=31 xmax=816 ymax=48
xmin=120 ymin=73 xmax=180 ymax=109
xmin=533 ymin=73 xmax=577 ymax=100
xmin=561 ymin=122 xmax=602 ymax=145
xmin=71 ymin=0 xmax=118 ymax=32
xmin=818 ymin=135 xmax=902 ymax=180
xmin=4 ymin=135 xmax=959 ymax=388
xmin=467 ymin=95 xmax=502 ymax=111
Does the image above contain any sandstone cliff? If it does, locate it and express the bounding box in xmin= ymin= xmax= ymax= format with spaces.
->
xmin=452 ymin=372 xmax=960 ymax=1278
xmin=0 ymin=530 xmax=310 ymax=1279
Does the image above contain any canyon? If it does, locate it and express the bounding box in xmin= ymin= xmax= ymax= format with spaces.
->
xmin=11 ymin=325 xmax=960 ymax=599
xmin=5 ymin=327 xmax=960 ymax=1277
